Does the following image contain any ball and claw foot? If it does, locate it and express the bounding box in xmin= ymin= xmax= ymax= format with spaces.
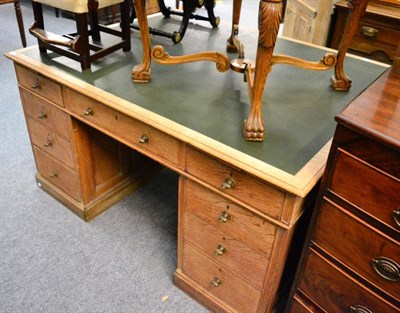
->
xmin=243 ymin=120 xmax=265 ymax=142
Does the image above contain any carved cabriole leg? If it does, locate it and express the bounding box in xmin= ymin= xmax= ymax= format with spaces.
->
xmin=331 ymin=0 xmax=368 ymax=91
xmin=227 ymin=0 xmax=242 ymax=53
xmin=244 ymin=0 xmax=282 ymax=141
xmin=131 ymin=0 xmax=152 ymax=82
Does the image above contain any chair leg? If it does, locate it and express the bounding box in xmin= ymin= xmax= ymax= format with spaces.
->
xmin=76 ymin=13 xmax=91 ymax=70
xmin=89 ymin=9 xmax=101 ymax=42
xmin=32 ymin=1 xmax=46 ymax=52
xmin=14 ymin=0 xmax=26 ymax=47
xmin=120 ymin=0 xmax=131 ymax=51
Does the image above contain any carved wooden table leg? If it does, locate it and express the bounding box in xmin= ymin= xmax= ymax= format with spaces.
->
xmin=131 ymin=0 xmax=152 ymax=82
xmin=244 ymin=0 xmax=282 ymax=141
xmin=331 ymin=0 xmax=368 ymax=91
xmin=227 ymin=0 xmax=242 ymax=53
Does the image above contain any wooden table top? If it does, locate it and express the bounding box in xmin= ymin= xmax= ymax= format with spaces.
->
xmin=6 ymin=15 xmax=388 ymax=196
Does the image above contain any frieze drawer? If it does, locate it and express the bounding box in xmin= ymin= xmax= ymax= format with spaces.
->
xmin=184 ymin=211 xmax=268 ymax=289
xmin=15 ymin=65 xmax=63 ymax=107
xmin=33 ymin=147 xmax=80 ymax=201
xmin=64 ymin=88 xmax=180 ymax=167
xmin=20 ymin=88 xmax=70 ymax=138
xmin=182 ymin=178 xmax=277 ymax=256
xmin=328 ymin=149 xmax=400 ymax=232
xmin=27 ymin=118 xmax=75 ymax=169
xmin=183 ymin=242 xmax=261 ymax=313
xmin=298 ymin=249 xmax=399 ymax=313
xmin=312 ymin=198 xmax=400 ymax=301
xmin=185 ymin=146 xmax=285 ymax=220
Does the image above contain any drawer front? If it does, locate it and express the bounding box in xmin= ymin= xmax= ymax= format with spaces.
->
xmin=64 ymin=88 xmax=180 ymax=167
xmin=182 ymin=179 xmax=277 ymax=256
xmin=288 ymin=295 xmax=315 ymax=313
xmin=185 ymin=147 xmax=285 ymax=220
xmin=184 ymin=211 xmax=268 ymax=289
xmin=329 ymin=149 xmax=400 ymax=232
xmin=20 ymin=87 xmax=70 ymax=138
xmin=33 ymin=147 xmax=80 ymax=201
xmin=27 ymin=118 xmax=74 ymax=169
xmin=183 ymin=242 xmax=261 ymax=313
xmin=298 ymin=249 xmax=399 ymax=313
xmin=352 ymin=21 xmax=400 ymax=57
xmin=312 ymin=199 xmax=400 ymax=301
xmin=15 ymin=65 xmax=63 ymax=107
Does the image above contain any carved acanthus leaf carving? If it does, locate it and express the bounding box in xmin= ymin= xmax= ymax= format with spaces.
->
xmin=258 ymin=1 xmax=282 ymax=48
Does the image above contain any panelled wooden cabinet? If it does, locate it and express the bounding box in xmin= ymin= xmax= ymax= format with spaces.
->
xmin=285 ymin=67 xmax=400 ymax=312
xmin=330 ymin=0 xmax=400 ymax=64
xmin=282 ymin=0 xmax=339 ymax=46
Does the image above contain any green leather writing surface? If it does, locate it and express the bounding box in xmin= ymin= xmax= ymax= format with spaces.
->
xmin=24 ymin=15 xmax=387 ymax=174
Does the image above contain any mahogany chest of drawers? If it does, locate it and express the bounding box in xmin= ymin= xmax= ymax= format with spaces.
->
xmin=331 ymin=0 xmax=400 ymax=64
xmin=285 ymin=65 xmax=400 ymax=311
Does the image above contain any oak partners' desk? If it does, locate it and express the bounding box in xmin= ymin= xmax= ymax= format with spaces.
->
xmin=6 ymin=16 xmax=387 ymax=313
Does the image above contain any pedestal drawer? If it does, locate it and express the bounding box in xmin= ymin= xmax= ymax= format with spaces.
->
xmin=298 ymin=249 xmax=399 ymax=313
xmin=185 ymin=146 xmax=285 ymax=220
xmin=33 ymin=147 xmax=80 ymax=201
xmin=63 ymin=88 xmax=180 ymax=167
xmin=27 ymin=118 xmax=74 ymax=169
xmin=182 ymin=179 xmax=277 ymax=256
xmin=184 ymin=211 xmax=268 ymax=289
xmin=183 ymin=242 xmax=261 ymax=313
xmin=15 ymin=65 xmax=63 ymax=107
xmin=20 ymin=88 xmax=70 ymax=138
xmin=329 ymin=149 xmax=400 ymax=232
xmin=312 ymin=198 xmax=400 ymax=301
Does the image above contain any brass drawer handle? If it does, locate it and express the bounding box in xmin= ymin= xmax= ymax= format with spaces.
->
xmin=221 ymin=176 xmax=236 ymax=189
xmin=38 ymin=112 xmax=47 ymax=119
xmin=31 ymin=79 xmax=41 ymax=89
xmin=393 ymin=209 xmax=400 ymax=228
xmin=371 ymin=257 xmax=400 ymax=282
xmin=49 ymin=171 xmax=58 ymax=178
xmin=43 ymin=140 xmax=52 ymax=147
xmin=362 ymin=26 xmax=378 ymax=39
xmin=350 ymin=305 xmax=373 ymax=313
xmin=215 ymin=244 xmax=227 ymax=256
xmin=83 ymin=107 xmax=94 ymax=116
xmin=210 ymin=277 xmax=222 ymax=287
xmin=219 ymin=211 xmax=231 ymax=223
xmin=137 ymin=134 xmax=149 ymax=144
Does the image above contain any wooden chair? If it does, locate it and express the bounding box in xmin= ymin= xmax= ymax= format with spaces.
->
xmin=29 ymin=0 xmax=131 ymax=70
xmin=0 ymin=0 xmax=26 ymax=47
xmin=131 ymin=0 xmax=219 ymax=43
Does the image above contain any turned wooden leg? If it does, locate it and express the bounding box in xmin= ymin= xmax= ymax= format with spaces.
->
xmin=244 ymin=0 xmax=282 ymax=141
xmin=331 ymin=0 xmax=368 ymax=91
xmin=14 ymin=0 xmax=26 ymax=47
xmin=132 ymin=0 xmax=152 ymax=82
xmin=227 ymin=0 xmax=242 ymax=52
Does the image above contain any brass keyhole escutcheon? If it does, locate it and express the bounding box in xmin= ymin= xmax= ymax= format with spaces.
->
xmin=210 ymin=277 xmax=222 ymax=287
xmin=83 ymin=107 xmax=94 ymax=116
xmin=221 ymin=176 xmax=236 ymax=189
xmin=31 ymin=79 xmax=41 ymax=89
xmin=215 ymin=244 xmax=227 ymax=256
xmin=38 ymin=112 xmax=47 ymax=119
xmin=44 ymin=140 xmax=52 ymax=147
xmin=219 ymin=211 xmax=231 ymax=223
xmin=49 ymin=171 xmax=58 ymax=178
xmin=137 ymin=134 xmax=149 ymax=144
